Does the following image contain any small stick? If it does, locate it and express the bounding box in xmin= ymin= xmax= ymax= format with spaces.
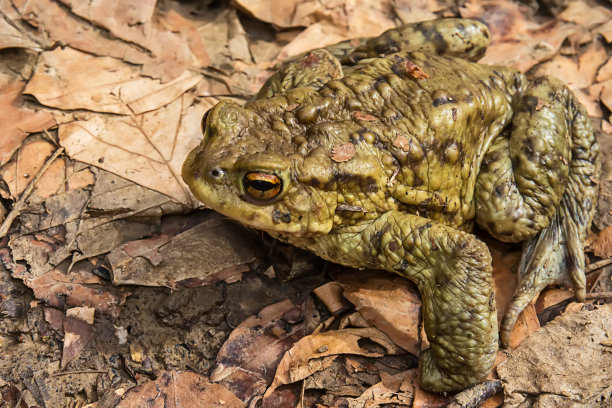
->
xmin=0 ymin=147 xmax=64 ymax=238
xmin=585 ymin=258 xmax=612 ymax=273
xmin=585 ymin=291 xmax=612 ymax=300
xmin=50 ymin=369 xmax=108 ymax=377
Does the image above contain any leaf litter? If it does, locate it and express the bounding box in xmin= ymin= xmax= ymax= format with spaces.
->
xmin=0 ymin=0 xmax=611 ymax=407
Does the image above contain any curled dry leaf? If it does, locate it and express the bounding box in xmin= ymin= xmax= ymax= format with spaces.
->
xmin=116 ymin=371 xmax=244 ymax=408
xmin=264 ymin=327 xmax=402 ymax=398
xmin=0 ymin=14 xmax=39 ymax=50
xmin=330 ymin=142 xmax=356 ymax=162
xmin=61 ymin=306 xmax=95 ymax=367
xmin=0 ymin=82 xmax=56 ymax=166
xmin=210 ymin=299 xmax=314 ymax=402
xmin=338 ymin=272 xmax=422 ymax=356
xmin=58 ymin=97 xmax=212 ymax=206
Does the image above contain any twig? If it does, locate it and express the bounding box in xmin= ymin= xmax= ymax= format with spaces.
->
xmin=0 ymin=147 xmax=64 ymax=238
xmin=585 ymin=292 xmax=612 ymax=300
xmin=586 ymin=258 xmax=612 ymax=273
xmin=50 ymin=369 xmax=108 ymax=377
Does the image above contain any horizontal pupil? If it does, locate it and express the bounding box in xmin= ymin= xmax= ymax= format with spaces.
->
xmin=248 ymin=179 xmax=277 ymax=192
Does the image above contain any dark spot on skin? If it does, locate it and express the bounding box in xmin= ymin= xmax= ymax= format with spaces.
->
xmin=310 ymin=178 xmax=320 ymax=187
xmin=452 ymin=107 xmax=458 ymax=121
xmin=483 ymin=29 xmax=489 ymax=39
xmin=523 ymin=137 xmax=537 ymax=161
xmin=494 ymin=185 xmax=504 ymax=197
xmin=430 ymin=238 xmax=439 ymax=251
xmin=388 ymin=240 xmax=400 ymax=252
xmin=364 ymin=177 xmax=378 ymax=193
xmin=391 ymin=63 xmax=404 ymax=76
xmin=281 ymin=212 xmax=291 ymax=223
xmin=299 ymin=215 xmax=303 ymax=221
xmin=373 ymin=76 xmax=387 ymax=87
xmin=272 ymin=209 xmax=282 ymax=224
xmin=513 ymin=73 xmax=522 ymax=91
xmin=432 ymin=95 xmax=455 ymax=107
xmin=489 ymin=293 xmax=495 ymax=308
xmin=398 ymin=259 xmax=409 ymax=272
xmin=465 ymin=44 xmax=475 ymax=53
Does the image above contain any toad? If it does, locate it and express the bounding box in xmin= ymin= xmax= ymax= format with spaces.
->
xmin=182 ymin=18 xmax=599 ymax=392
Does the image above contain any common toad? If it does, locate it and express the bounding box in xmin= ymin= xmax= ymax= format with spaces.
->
xmin=182 ymin=18 xmax=599 ymax=392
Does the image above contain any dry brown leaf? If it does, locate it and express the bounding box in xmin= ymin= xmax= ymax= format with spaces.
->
xmin=0 ymin=13 xmax=39 ymax=49
xmin=354 ymin=111 xmax=378 ymax=121
xmin=338 ymin=272 xmax=422 ymax=356
xmin=160 ymin=9 xmax=211 ymax=68
xmin=405 ymin=60 xmax=429 ymax=79
xmin=601 ymin=79 xmax=612 ymax=112
xmin=508 ymin=303 xmax=540 ymax=350
xmin=498 ymin=304 xmax=612 ymax=406
xmin=597 ymin=19 xmax=612 ymax=43
xmin=349 ymin=369 xmax=416 ymax=407
xmin=25 ymin=47 xmax=202 ymax=115
xmin=43 ymin=307 xmax=64 ymax=332
xmin=412 ymin=372 xmax=451 ymax=407
xmin=534 ymin=288 xmax=575 ymax=314
xmin=596 ymin=57 xmax=612 ymax=83
xmin=108 ymin=214 xmax=263 ymax=287
xmin=393 ymin=0 xmax=441 ymax=24
xmin=590 ymin=226 xmax=612 ymax=259
xmin=330 ymin=142 xmax=356 ymax=162
xmin=61 ymin=306 xmax=95 ymax=367
xmin=13 ymin=0 xmax=195 ymax=82
xmin=480 ymin=21 xmax=578 ymax=72
xmin=558 ymin=0 xmax=612 ymax=29
xmin=211 ymin=299 xmax=313 ymax=402
xmin=0 ymin=82 xmax=56 ymax=166
xmin=264 ymin=327 xmax=401 ymax=397
xmin=59 ymin=97 xmax=212 ymax=205
xmin=57 ymin=0 xmax=195 ymax=81
xmin=313 ymin=281 xmax=351 ymax=315
xmin=573 ymin=88 xmax=603 ymax=117
xmin=0 ymin=140 xmax=65 ymax=201
xmin=116 ymin=371 xmax=245 ymax=408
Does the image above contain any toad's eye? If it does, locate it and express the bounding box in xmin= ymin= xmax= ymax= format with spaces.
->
xmin=201 ymin=108 xmax=212 ymax=133
xmin=243 ymin=172 xmax=282 ymax=201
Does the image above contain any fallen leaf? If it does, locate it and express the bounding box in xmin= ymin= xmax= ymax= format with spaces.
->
xmin=264 ymin=327 xmax=402 ymax=397
xmin=43 ymin=307 xmax=64 ymax=332
xmin=590 ymin=226 xmax=612 ymax=259
xmin=508 ymin=303 xmax=540 ymax=349
xmin=108 ymin=213 xmax=263 ymax=287
xmin=0 ymin=82 xmax=56 ymax=166
xmin=116 ymin=371 xmax=245 ymax=408
xmin=25 ymin=47 xmax=202 ymax=115
xmin=58 ymin=96 xmax=211 ymax=205
xmin=330 ymin=142 xmax=356 ymax=162
xmin=61 ymin=306 xmax=95 ymax=367
xmin=353 ymin=111 xmax=378 ymax=121
xmin=597 ymin=19 xmax=612 ymax=43
xmin=0 ymin=13 xmax=39 ymax=50
xmin=210 ymin=299 xmax=314 ymax=402
xmin=338 ymin=271 xmax=422 ymax=356
xmin=497 ymin=304 xmax=612 ymax=406
xmin=596 ymin=57 xmax=612 ymax=82
xmin=534 ymin=288 xmax=575 ymax=314
xmin=558 ymin=0 xmax=612 ymax=29
xmin=0 ymin=140 xmax=65 ymax=202
xmin=405 ymin=60 xmax=429 ymax=79
xmin=313 ymin=282 xmax=351 ymax=315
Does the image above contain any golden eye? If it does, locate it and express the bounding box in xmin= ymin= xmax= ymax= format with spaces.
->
xmin=243 ymin=172 xmax=282 ymax=201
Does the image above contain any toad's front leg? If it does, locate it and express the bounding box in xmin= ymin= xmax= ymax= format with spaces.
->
xmin=308 ymin=211 xmax=498 ymax=392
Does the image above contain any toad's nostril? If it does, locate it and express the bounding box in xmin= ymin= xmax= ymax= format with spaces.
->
xmin=211 ymin=168 xmax=223 ymax=178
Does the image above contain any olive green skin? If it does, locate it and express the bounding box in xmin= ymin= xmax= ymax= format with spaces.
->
xmin=183 ymin=19 xmax=599 ymax=392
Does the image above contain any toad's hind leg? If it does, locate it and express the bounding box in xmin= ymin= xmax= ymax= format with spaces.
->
xmin=316 ymin=212 xmax=498 ymax=392
xmin=343 ymin=18 xmax=490 ymax=63
xmin=475 ymin=76 xmax=599 ymax=347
